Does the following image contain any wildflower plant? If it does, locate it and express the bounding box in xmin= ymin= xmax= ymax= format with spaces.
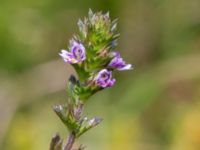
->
xmin=50 ymin=9 xmax=132 ymax=150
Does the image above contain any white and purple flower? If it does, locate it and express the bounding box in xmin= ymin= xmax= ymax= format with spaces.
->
xmin=59 ymin=41 xmax=86 ymax=64
xmin=108 ymin=51 xmax=132 ymax=71
xmin=95 ymin=69 xmax=116 ymax=88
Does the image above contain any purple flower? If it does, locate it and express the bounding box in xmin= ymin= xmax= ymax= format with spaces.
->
xmin=59 ymin=41 xmax=86 ymax=64
xmin=95 ymin=69 xmax=116 ymax=88
xmin=108 ymin=52 xmax=132 ymax=70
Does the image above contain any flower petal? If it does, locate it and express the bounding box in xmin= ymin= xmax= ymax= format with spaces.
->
xmin=70 ymin=41 xmax=86 ymax=62
xmin=118 ymin=64 xmax=133 ymax=71
xmin=59 ymin=49 xmax=78 ymax=64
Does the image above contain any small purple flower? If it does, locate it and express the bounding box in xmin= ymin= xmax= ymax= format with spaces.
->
xmin=108 ymin=51 xmax=132 ymax=71
xmin=59 ymin=41 xmax=86 ymax=64
xmin=95 ymin=69 xmax=116 ymax=88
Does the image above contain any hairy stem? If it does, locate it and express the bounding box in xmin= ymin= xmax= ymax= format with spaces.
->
xmin=63 ymin=132 xmax=76 ymax=150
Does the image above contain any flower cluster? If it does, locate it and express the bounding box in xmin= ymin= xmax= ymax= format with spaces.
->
xmin=59 ymin=10 xmax=132 ymax=89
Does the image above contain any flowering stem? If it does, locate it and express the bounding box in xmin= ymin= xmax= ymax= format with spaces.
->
xmin=63 ymin=132 xmax=76 ymax=150
xmin=50 ymin=9 xmax=133 ymax=150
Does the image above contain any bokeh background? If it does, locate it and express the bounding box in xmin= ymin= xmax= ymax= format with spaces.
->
xmin=1 ymin=0 xmax=200 ymax=150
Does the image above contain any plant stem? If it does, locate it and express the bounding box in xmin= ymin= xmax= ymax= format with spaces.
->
xmin=63 ymin=132 xmax=76 ymax=150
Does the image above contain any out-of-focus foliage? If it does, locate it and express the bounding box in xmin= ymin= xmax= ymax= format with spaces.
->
xmin=0 ymin=0 xmax=200 ymax=150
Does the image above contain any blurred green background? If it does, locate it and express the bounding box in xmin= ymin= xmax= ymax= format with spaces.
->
xmin=1 ymin=0 xmax=200 ymax=150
